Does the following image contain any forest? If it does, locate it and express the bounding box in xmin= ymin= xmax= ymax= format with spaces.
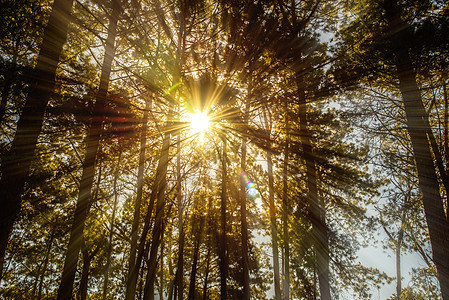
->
xmin=0 ymin=0 xmax=448 ymax=299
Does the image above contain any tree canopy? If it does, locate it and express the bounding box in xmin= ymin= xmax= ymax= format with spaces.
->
xmin=0 ymin=0 xmax=448 ymax=299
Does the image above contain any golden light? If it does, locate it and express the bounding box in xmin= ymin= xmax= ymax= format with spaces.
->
xmin=189 ymin=110 xmax=210 ymax=134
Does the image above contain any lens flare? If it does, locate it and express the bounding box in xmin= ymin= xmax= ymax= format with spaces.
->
xmin=241 ymin=172 xmax=258 ymax=198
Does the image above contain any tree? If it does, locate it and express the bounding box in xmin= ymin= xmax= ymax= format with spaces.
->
xmin=336 ymin=0 xmax=449 ymax=297
xmin=0 ymin=0 xmax=75 ymax=279
xmin=57 ymin=0 xmax=123 ymax=297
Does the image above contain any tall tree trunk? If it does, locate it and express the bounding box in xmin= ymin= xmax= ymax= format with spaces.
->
xmin=267 ymin=151 xmax=282 ymax=300
xmin=202 ymin=186 xmax=213 ymax=300
xmin=188 ymin=215 xmax=205 ymax=300
xmin=102 ymin=152 xmax=121 ymax=300
xmin=125 ymin=113 xmax=171 ymax=300
xmin=175 ymin=128 xmax=185 ymax=300
xmin=126 ymin=99 xmax=150 ymax=299
xmin=219 ymin=138 xmax=228 ymax=300
xmin=444 ymin=81 xmax=448 ymax=165
xmin=188 ymin=178 xmax=206 ymax=300
xmin=159 ymin=230 xmax=165 ymax=299
xmin=240 ymin=96 xmax=251 ymax=300
xmin=142 ymin=117 xmax=172 ymax=300
xmin=282 ymin=102 xmax=290 ymax=300
xmin=396 ymin=228 xmax=403 ymax=299
xmin=0 ymin=0 xmax=74 ymax=279
xmin=296 ymin=72 xmax=331 ymax=300
xmin=382 ymin=1 xmax=449 ymax=298
xmin=57 ymin=1 xmax=122 ymax=298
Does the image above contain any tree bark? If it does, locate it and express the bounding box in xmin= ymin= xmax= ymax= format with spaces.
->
xmin=296 ymin=72 xmax=331 ymax=300
xmin=0 ymin=0 xmax=74 ymax=280
xmin=57 ymin=1 xmax=122 ymax=298
xmin=382 ymin=1 xmax=449 ymax=298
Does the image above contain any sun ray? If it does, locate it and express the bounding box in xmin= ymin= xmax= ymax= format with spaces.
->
xmin=189 ymin=110 xmax=210 ymax=134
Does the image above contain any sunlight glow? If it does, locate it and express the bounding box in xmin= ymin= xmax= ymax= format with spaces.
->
xmin=189 ymin=110 xmax=210 ymax=134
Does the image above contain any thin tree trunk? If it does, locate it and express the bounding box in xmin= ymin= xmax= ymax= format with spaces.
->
xmin=188 ymin=180 xmax=206 ymax=300
xmin=142 ymin=115 xmax=172 ymax=300
xmin=160 ymin=231 xmax=164 ymax=299
xmin=382 ymin=1 xmax=449 ymax=298
xmin=126 ymin=116 xmax=171 ymax=300
xmin=57 ymin=1 xmax=122 ymax=298
xmin=219 ymin=138 xmax=228 ymax=300
xmin=267 ymin=151 xmax=282 ymax=300
xmin=102 ymin=152 xmax=121 ymax=300
xmin=79 ymin=244 xmax=100 ymax=300
xmin=282 ymin=102 xmax=290 ymax=300
xmin=296 ymin=72 xmax=331 ymax=300
xmin=175 ymin=128 xmax=185 ymax=300
xmin=126 ymin=99 xmax=150 ymax=299
xmin=396 ymin=228 xmax=403 ymax=299
xmin=240 ymin=96 xmax=250 ymax=300
xmin=0 ymin=0 xmax=74 ymax=279
xmin=202 ymin=243 xmax=211 ymax=300
xmin=188 ymin=215 xmax=205 ymax=300
xmin=36 ymin=227 xmax=55 ymax=300
xmin=202 ymin=186 xmax=213 ymax=300
xmin=444 ymin=81 xmax=448 ymax=165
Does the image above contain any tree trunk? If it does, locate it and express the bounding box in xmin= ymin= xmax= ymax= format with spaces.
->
xmin=382 ymin=1 xmax=449 ymax=298
xmin=102 ymin=152 xmax=121 ymax=300
xmin=219 ymin=138 xmax=228 ymax=300
xmin=159 ymin=232 xmax=164 ymax=299
xmin=79 ymin=244 xmax=100 ymax=300
xmin=125 ymin=114 xmax=171 ymax=300
xmin=36 ymin=227 xmax=55 ymax=300
xmin=188 ymin=215 xmax=205 ymax=300
xmin=240 ymin=97 xmax=251 ymax=300
xmin=296 ymin=72 xmax=331 ymax=300
xmin=202 ymin=243 xmax=211 ymax=300
xmin=126 ymin=99 xmax=150 ymax=299
xmin=57 ymin=1 xmax=122 ymax=298
xmin=282 ymin=102 xmax=290 ymax=300
xmin=142 ymin=117 xmax=172 ymax=300
xmin=175 ymin=128 xmax=185 ymax=300
xmin=0 ymin=0 xmax=74 ymax=279
xmin=267 ymin=151 xmax=282 ymax=300
xmin=202 ymin=187 xmax=213 ymax=300
xmin=396 ymin=228 xmax=403 ymax=299
xmin=444 ymin=81 xmax=448 ymax=165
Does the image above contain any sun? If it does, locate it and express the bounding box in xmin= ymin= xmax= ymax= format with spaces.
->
xmin=189 ymin=110 xmax=210 ymax=134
